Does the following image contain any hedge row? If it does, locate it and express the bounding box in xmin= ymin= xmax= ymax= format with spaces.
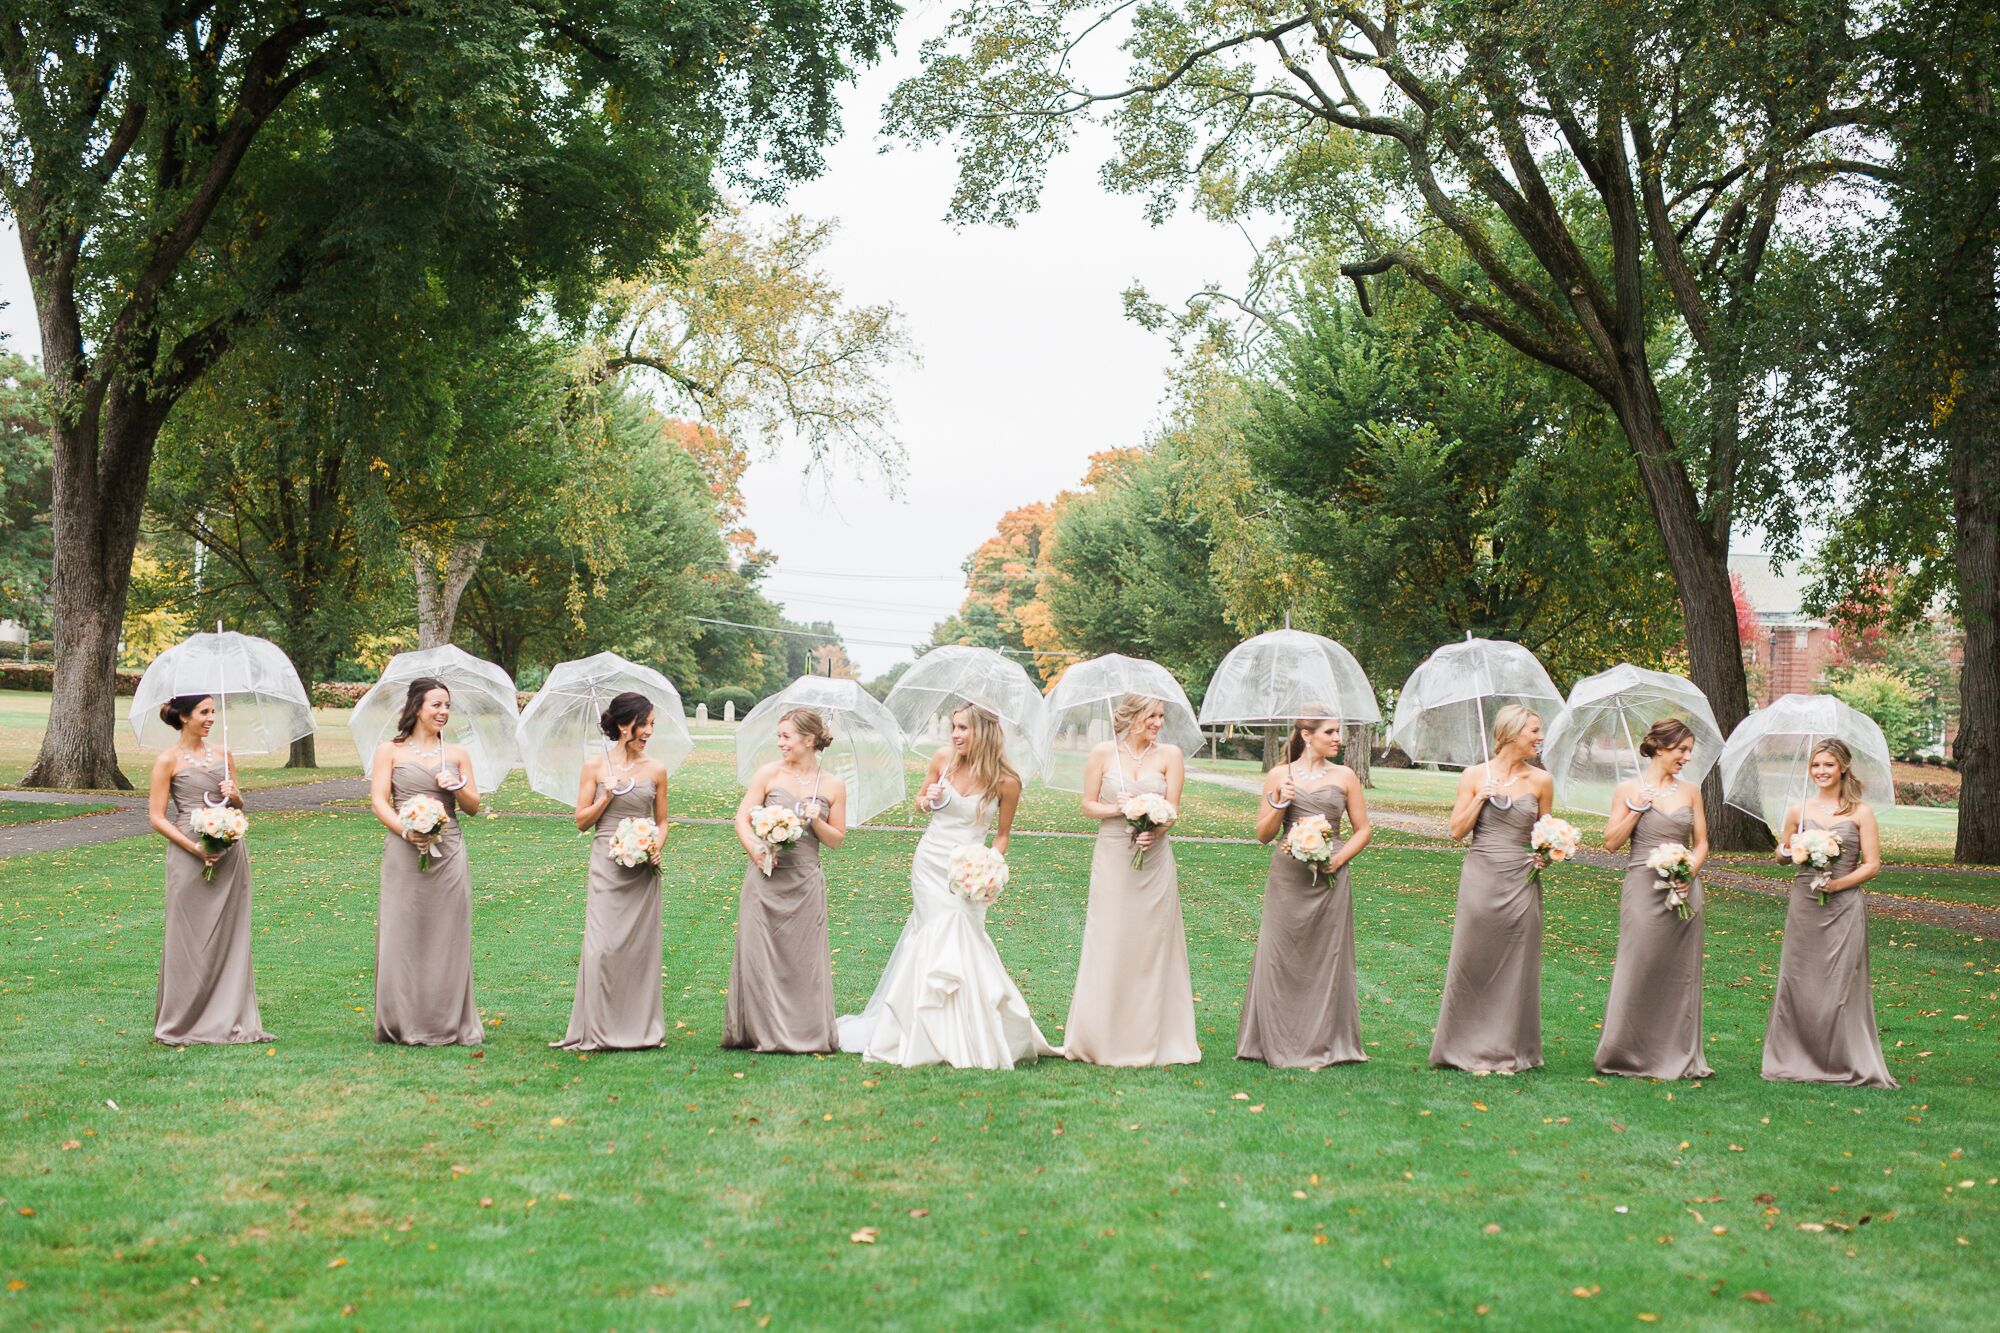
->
xmin=1894 ymin=779 xmax=1959 ymax=808
xmin=0 ymin=662 xmax=144 ymax=695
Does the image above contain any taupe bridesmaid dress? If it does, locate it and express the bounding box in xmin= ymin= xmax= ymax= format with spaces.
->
xmin=1429 ymin=796 xmax=1543 ymax=1072
xmin=723 ymin=780 xmax=836 ymax=1053
xmin=1061 ymin=768 xmax=1201 ymax=1066
xmin=1762 ymin=815 xmax=1897 ymax=1087
xmin=1237 ymin=780 xmax=1365 ymax=1069
xmin=553 ymin=778 xmax=665 ymax=1051
xmin=155 ymin=762 xmax=272 ymax=1045
xmin=1595 ymin=803 xmax=1712 ymax=1079
xmin=375 ymin=756 xmax=484 ymax=1045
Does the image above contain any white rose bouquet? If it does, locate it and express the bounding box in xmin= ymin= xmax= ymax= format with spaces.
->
xmin=608 ymin=816 xmax=664 ymax=869
xmin=1284 ymin=813 xmax=1337 ymax=880
xmin=1530 ymin=815 xmax=1582 ymax=866
xmin=748 ymin=804 xmax=806 ymax=877
xmin=1121 ymin=792 xmax=1178 ymax=868
xmin=1645 ymin=840 xmax=1697 ymax=920
xmin=1787 ymin=827 xmax=1843 ymax=904
xmin=397 ymin=794 xmax=450 ymax=872
xmin=187 ymin=804 xmax=248 ymax=882
xmin=947 ymin=843 xmax=1010 ymax=905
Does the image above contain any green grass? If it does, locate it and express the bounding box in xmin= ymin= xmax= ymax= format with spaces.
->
xmin=2 ymin=790 xmax=1996 ymax=1329
xmin=1706 ymin=861 xmax=2000 ymax=911
xmin=0 ymin=800 xmax=117 ymax=825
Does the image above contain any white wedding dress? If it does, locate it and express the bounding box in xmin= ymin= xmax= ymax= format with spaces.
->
xmin=835 ymin=777 xmax=1055 ymax=1068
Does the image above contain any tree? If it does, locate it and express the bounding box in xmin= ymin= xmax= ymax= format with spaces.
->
xmin=885 ymin=0 xmax=1888 ymax=847
xmin=2 ymin=0 xmax=898 ymax=787
xmin=0 ymin=349 xmax=49 ymax=639
xmin=928 ymin=500 xmax=1063 ymax=670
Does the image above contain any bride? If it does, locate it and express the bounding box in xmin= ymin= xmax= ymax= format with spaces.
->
xmin=835 ymin=703 xmax=1055 ymax=1068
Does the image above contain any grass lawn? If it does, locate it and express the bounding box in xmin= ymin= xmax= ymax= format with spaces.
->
xmin=2 ymin=790 xmax=1996 ymax=1329
xmin=0 ymin=800 xmax=117 ymax=826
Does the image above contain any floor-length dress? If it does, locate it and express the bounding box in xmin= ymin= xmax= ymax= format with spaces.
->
xmin=554 ymin=778 xmax=665 ymax=1051
xmin=1429 ymin=796 xmax=1543 ymax=1072
xmin=1762 ymin=815 xmax=1897 ymax=1087
xmin=835 ymin=778 xmax=1054 ymax=1068
xmin=155 ymin=763 xmax=272 ymax=1045
xmin=723 ymin=780 xmax=837 ymax=1053
xmin=1062 ymin=768 xmax=1200 ymax=1066
xmin=375 ymin=757 xmax=484 ymax=1045
xmin=1236 ymin=782 xmax=1364 ymax=1069
xmin=1595 ymin=804 xmax=1712 ymax=1079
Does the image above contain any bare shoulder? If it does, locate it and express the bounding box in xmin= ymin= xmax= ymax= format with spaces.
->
xmin=1156 ymin=742 xmax=1184 ymax=761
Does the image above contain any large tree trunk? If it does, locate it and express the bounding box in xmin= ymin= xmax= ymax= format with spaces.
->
xmin=1951 ymin=363 xmax=1999 ymax=863
xmin=411 ymin=537 xmax=486 ymax=650
xmin=1344 ymin=721 xmax=1373 ymax=788
xmin=21 ymin=404 xmax=158 ymax=789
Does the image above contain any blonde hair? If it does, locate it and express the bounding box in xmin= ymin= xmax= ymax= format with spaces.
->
xmin=781 ymin=707 xmax=834 ymax=751
xmin=1811 ymin=738 xmax=1866 ymax=815
xmin=1284 ymin=705 xmax=1342 ymax=764
xmin=1491 ymin=703 xmax=1540 ymax=752
xmin=953 ymin=704 xmax=1019 ymax=806
xmin=1113 ymin=693 xmax=1164 ymax=738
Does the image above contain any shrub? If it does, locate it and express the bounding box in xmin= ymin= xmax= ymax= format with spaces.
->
xmin=1894 ymin=779 xmax=1958 ymax=808
xmin=310 ymin=682 xmax=371 ymax=708
xmin=1 ymin=662 xmax=143 ymax=695
xmin=705 ymin=686 xmax=758 ymax=718
xmin=1825 ymin=665 xmax=1928 ymax=758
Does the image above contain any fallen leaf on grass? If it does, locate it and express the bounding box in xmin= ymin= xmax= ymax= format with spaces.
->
xmin=849 ymin=1227 xmax=879 ymax=1244
xmin=59 ymin=1140 xmax=79 ymax=1151
xmin=1472 ymin=1102 xmax=1488 ymax=1112
xmin=327 ymin=1257 xmax=347 ymax=1269
xmin=478 ymin=1198 xmax=493 ymax=1209
xmin=732 ymin=1298 xmax=752 ymax=1309
xmin=1741 ymin=1290 xmax=1775 ymax=1304
xmin=1571 ymin=1285 xmax=1600 ymax=1298
xmin=908 ymin=1209 xmax=928 ymax=1218
xmin=1232 ymin=1092 xmax=1249 ymax=1101
xmin=6 ymin=1279 xmax=25 ymax=1292
xmin=1638 ymin=1315 xmax=1659 ymax=1323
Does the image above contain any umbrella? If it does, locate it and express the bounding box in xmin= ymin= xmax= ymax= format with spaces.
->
xmin=1541 ymin=663 xmax=1723 ymax=814
xmin=736 ymin=676 xmax=908 ymax=825
xmin=517 ymin=652 xmax=694 ymax=804
xmin=1039 ymin=653 xmax=1203 ymax=792
xmin=1390 ymin=635 xmax=1566 ymax=768
xmin=1197 ymin=628 xmax=1381 ymax=728
xmin=1719 ymin=692 xmax=1897 ymax=831
xmin=349 ymin=644 xmax=523 ymax=792
xmin=128 ymin=626 xmax=315 ymax=755
xmin=883 ymin=644 xmax=1049 ymax=777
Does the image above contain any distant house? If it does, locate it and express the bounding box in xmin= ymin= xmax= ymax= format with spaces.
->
xmin=1729 ymin=551 xmax=1836 ymax=706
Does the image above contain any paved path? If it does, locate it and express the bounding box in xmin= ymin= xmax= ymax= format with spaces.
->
xmin=6 ymin=771 xmax=1994 ymax=936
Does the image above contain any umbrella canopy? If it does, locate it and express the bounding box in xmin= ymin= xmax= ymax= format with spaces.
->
xmin=349 ymin=644 xmax=523 ymax=792
xmin=517 ymin=652 xmax=694 ymax=804
xmin=128 ymin=629 xmax=316 ymax=755
xmin=1542 ymin=663 xmax=1723 ymax=813
xmin=736 ymin=676 xmax=908 ymax=825
xmin=1390 ymin=636 xmax=1566 ymax=768
xmin=1197 ymin=628 xmax=1381 ymax=727
xmin=1719 ymin=692 xmax=1897 ymax=831
xmin=1039 ymin=653 xmax=1203 ymax=792
xmin=883 ymin=644 xmax=1049 ymax=777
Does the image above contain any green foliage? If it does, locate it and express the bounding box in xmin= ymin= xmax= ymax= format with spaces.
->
xmin=1826 ymin=664 xmax=1932 ymax=759
xmin=705 ymin=685 xmax=758 ymax=716
xmin=0 ymin=351 xmax=49 ymax=636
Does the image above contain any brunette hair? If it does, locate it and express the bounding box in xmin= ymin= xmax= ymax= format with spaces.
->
xmin=1284 ymin=706 xmax=1343 ymax=764
xmin=952 ymin=703 xmax=1019 ymax=806
xmin=1811 ymin=737 xmax=1866 ymax=815
xmin=393 ymin=677 xmax=450 ymax=742
xmin=1639 ymin=717 xmax=1696 ymax=758
xmin=599 ymin=691 xmax=655 ymax=741
xmin=781 ymin=707 xmax=834 ymax=751
xmin=158 ymin=694 xmax=213 ymax=731
xmin=1491 ymin=703 xmax=1540 ymax=752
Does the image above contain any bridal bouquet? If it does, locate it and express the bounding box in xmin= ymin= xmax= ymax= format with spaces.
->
xmin=1121 ymin=791 xmax=1178 ymax=868
xmin=1530 ymin=815 xmax=1582 ymax=865
xmin=608 ymin=816 xmax=664 ymax=869
xmin=1284 ymin=813 xmax=1337 ymax=880
xmin=1645 ymin=841 xmax=1697 ymax=920
xmin=1787 ymin=827 xmax=1844 ymax=904
xmin=947 ymin=843 xmax=1010 ymax=905
xmin=748 ymin=804 xmax=805 ymax=877
xmin=398 ymin=794 xmax=450 ymax=872
xmin=188 ymin=804 xmax=248 ymax=882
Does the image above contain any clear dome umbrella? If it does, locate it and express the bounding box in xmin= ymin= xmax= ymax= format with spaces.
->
xmin=1390 ymin=635 xmax=1567 ymax=768
xmin=349 ymin=644 xmax=523 ymax=792
xmin=1719 ymin=692 xmax=1897 ymax=831
xmin=1197 ymin=628 xmax=1381 ymax=728
xmin=883 ymin=644 xmax=1050 ymax=778
xmin=518 ymin=652 xmax=694 ymax=804
xmin=128 ymin=625 xmax=316 ymax=755
xmin=1541 ymin=663 xmax=1723 ymax=813
xmin=736 ymin=675 xmax=908 ymax=824
xmin=1039 ymin=653 xmax=1203 ymax=792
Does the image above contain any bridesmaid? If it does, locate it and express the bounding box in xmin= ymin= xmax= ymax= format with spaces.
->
xmin=724 ymin=707 xmax=847 ymax=1053
xmin=1762 ymin=739 xmax=1897 ymax=1087
xmin=370 ymin=677 xmax=485 ymax=1046
xmin=1061 ymin=693 xmax=1200 ymax=1066
xmin=1237 ymin=710 xmax=1372 ymax=1068
xmin=1429 ymin=704 xmax=1552 ymax=1074
xmin=1596 ymin=718 xmax=1714 ymax=1080
xmin=147 ymin=694 xmax=272 ymax=1045
xmin=553 ymin=692 xmax=670 ymax=1052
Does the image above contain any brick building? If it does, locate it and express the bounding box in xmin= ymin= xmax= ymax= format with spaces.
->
xmin=1729 ymin=550 xmax=1836 ymax=706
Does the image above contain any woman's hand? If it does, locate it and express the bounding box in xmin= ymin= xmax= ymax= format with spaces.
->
xmin=1135 ymin=829 xmax=1158 ymax=851
xmin=750 ymin=846 xmax=775 ymax=876
xmin=1272 ymin=774 xmax=1297 ymax=807
xmin=218 ymin=777 xmax=242 ymax=804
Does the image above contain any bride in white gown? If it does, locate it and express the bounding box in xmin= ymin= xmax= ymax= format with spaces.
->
xmin=836 ymin=704 xmax=1055 ymax=1068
